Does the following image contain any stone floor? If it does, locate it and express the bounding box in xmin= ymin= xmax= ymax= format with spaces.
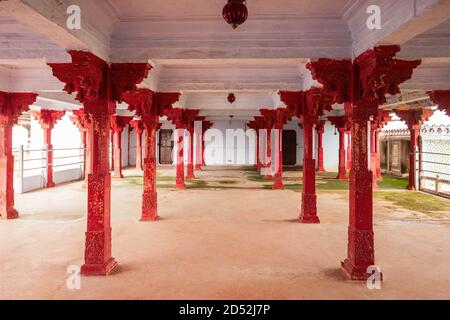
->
xmin=1 ymin=166 xmax=450 ymax=299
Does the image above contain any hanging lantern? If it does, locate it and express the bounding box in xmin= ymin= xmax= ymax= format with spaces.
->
xmin=227 ymin=93 xmax=236 ymax=104
xmin=223 ymin=0 xmax=248 ymax=29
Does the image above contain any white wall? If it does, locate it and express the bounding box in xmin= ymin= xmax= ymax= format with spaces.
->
xmin=13 ymin=114 xmax=84 ymax=193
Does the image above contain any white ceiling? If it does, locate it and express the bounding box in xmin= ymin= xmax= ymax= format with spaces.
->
xmin=0 ymin=0 xmax=449 ymax=120
xmin=106 ymin=0 xmax=354 ymax=19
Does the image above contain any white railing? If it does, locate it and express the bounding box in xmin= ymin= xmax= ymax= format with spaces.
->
xmin=13 ymin=145 xmax=85 ymax=194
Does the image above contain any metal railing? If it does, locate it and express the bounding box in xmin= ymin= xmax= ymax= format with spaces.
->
xmin=417 ymin=150 xmax=450 ymax=199
xmin=13 ymin=145 xmax=85 ymax=194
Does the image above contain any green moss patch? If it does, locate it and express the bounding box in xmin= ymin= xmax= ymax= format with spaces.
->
xmin=375 ymin=191 xmax=450 ymax=216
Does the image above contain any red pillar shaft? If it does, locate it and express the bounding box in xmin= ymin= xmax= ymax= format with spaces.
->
xmin=263 ymin=129 xmax=273 ymax=179
xmin=375 ymin=129 xmax=382 ymax=179
xmin=136 ymin=129 xmax=143 ymax=170
xmin=195 ymin=130 xmax=202 ymax=171
xmin=141 ymin=123 xmax=158 ymax=221
xmin=337 ymin=129 xmax=347 ymax=180
xmin=273 ymin=129 xmax=284 ymax=190
xmin=256 ymin=130 xmax=261 ymax=170
xmin=0 ymin=123 xmax=18 ymax=219
xmin=407 ymin=126 xmax=419 ymax=190
xmin=112 ymin=128 xmax=123 ymax=178
xmin=186 ymin=129 xmax=195 ymax=179
xmin=370 ymin=126 xmax=378 ymax=189
xmin=300 ymin=119 xmax=319 ymax=223
xmin=346 ymin=131 xmax=352 ymax=171
xmin=341 ymin=107 xmax=377 ymax=280
xmin=44 ymin=127 xmax=55 ymax=188
xmin=316 ymin=128 xmax=325 ymax=172
xmin=201 ymin=132 xmax=206 ymax=166
xmin=175 ymin=129 xmax=185 ymax=189
xmin=81 ymin=104 xmax=117 ymax=276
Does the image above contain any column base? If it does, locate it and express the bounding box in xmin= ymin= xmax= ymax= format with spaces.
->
xmin=82 ymin=179 xmax=88 ymax=189
xmin=341 ymin=258 xmax=383 ymax=281
xmin=176 ymin=183 xmax=186 ymax=190
xmin=140 ymin=215 xmax=160 ymax=222
xmin=112 ymin=174 xmax=124 ymax=179
xmin=272 ymin=181 xmax=284 ymax=190
xmin=263 ymin=175 xmax=273 ymax=180
xmin=317 ymin=168 xmax=326 ymax=173
xmin=81 ymin=257 xmax=118 ymax=276
xmin=299 ymin=215 xmax=320 ymax=224
xmin=336 ymin=173 xmax=348 ymax=180
xmin=300 ymin=193 xmax=319 ymax=224
xmin=195 ymin=164 xmax=202 ymax=171
xmin=0 ymin=208 xmax=19 ymax=220
xmin=136 ymin=165 xmax=143 ymax=171
xmin=407 ymin=185 xmax=416 ymax=191
xmin=141 ymin=192 xmax=158 ymax=221
xmin=47 ymin=181 xmax=56 ymax=188
xmin=186 ymin=174 xmax=195 ymax=180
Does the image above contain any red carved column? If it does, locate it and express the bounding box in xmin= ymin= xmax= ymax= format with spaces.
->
xmin=31 ymin=109 xmax=65 ymax=188
xmin=70 ymin=109 xmax=92 ymax=188
xmin=110 ymin=115 xmax=132 ymax=178
xmin=395 ymin=109 xmax=433 ymax=190
xmin=272 ymin=128 xmax=283 ymax=189
xmin=186 ymin=127 xmax=195 ymax=179
xmin=301 ymin=114 xmax=319 ymax=223
xmin=123 ymin=89 xmax=180 ymax=221
xmin=316 ymin=120 xmax=326 ymax=172
xmin=375 ymin=129 xmax=381 ymax=179
xmin=49 ymin=50 xmax=150 ymax=275
xmin=271 ymin=109 xmax=287 ymax=190
xmin=255 ymin=129 xmax=261 ymax=169
xmin=264 ymin=128 xmax=273 ymax=179
xmin=130 ymin=119 xmax=144 ymax=170
xmin=370 ymin=123 xmax=379 ymax=189
xmin=279 ymin=89 xmax=329 ymax=224
xmin=328 ymin=116 xmax=348 ymax=180
xmin=164 ymin=108 xmax=199 ymax=188
xmin=346 ymin=131 xmax=352 ymax=171
xmin=141 ymin=118 xmax=159 ymax=221
xmin=342 ymin=104 xmax=378 ymax=280
xmin=0 ymin=92 xmax=37 ymax=219
xmin=175 ymin=127 xmax=185 ymax=189
xmin=194 ymin=116 xmax=205 ymax=171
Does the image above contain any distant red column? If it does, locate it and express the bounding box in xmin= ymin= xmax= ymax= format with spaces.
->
xmin=130 ymin=119 xmax=144 ymax=170
xmin=186 ymin=128 xmax=195 ymax=179
xmin=31 ymin=109 xmax=65 ymax=188
xmin=198 ymin=120 xmax=212 ymax=169
xmin=0 ymin=92 xmax=37 ymax=219
xmin=300 ymin=113 xmax=319 ymax=223
xmin=141 ymin=119 xmax=160 ymax=221
xmin=328 ymin=116 xmax=349 ymax=180
xmin=175 ymin=127 xmax=186 ymax=189
xmin=369 ymin=124 xmax=379 ymax=188
xmin=110 ymin=115 xmax=132 ymax=179
xmin=164 ymin=108 xmax=200 ymax=188
xmin=264 ymin=128 xmax=273 ymax=179
xmin=316 ymin=120 xmax=326 ymax=172
xmin=395 ymin=109 xmax=433 ymax=190
xmin=346 ymin=131 xmax=352 ymax=171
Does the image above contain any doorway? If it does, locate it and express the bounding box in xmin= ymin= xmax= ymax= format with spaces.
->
xmin=159 ymin=129 xmax=174 ymax=165
xmin=282 ymin=130 xmax=297 ymax=165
